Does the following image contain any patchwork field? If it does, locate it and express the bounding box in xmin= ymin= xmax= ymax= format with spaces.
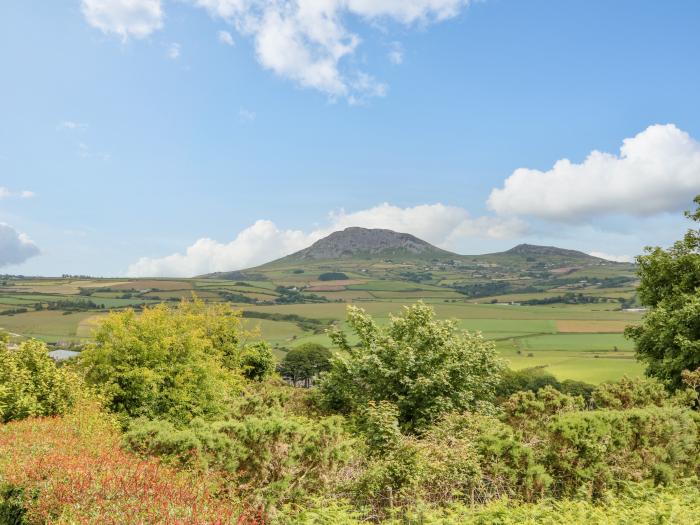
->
xmin=0 ymin=274 xmax=645 ymax=384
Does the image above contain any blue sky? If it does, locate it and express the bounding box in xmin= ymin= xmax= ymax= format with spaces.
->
xmin=2 ymin=0 xmax=700 ymax=276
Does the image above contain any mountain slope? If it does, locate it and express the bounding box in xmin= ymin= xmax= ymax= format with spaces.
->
xmin=277 ymin=227 xmax=455 ymax=262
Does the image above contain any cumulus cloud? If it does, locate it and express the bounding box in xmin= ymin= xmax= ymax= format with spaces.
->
xmin=81 ymin=0 xmax=164 ymax=40
xmin=488 ymin=124 xmax=700 ymax=221
xmin=218 ymin=30 xmax=235 ymax=46
xmin=0 ymin=224 xmax=40 ymax=267
xmin=588 ymin=251 xmax=634 ymax=263
xmin=127 ymin=202 xmax=524 ymax=277
xmin=81 ymin=0 xmax=471 ymax=99
xmin=195 ymin=0 xmax=472 ymax=98
xmin=127 ymin=220 xmax=315 ymax=277
xmin=20 ymin=191 xmax=35 ymax=199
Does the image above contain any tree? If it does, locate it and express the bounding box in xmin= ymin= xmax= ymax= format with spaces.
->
xmin=626 ymin=196 xmax=700 ymax=389
xmin=0 ymin=339 xmax=81 ymax=422
xmin=278 ymin=342 xmax=332 ymax=387
xmin=318 ymin=302 xmax=505 ymax=431
xmin=79 ymin=299 xmax=252 ymax=426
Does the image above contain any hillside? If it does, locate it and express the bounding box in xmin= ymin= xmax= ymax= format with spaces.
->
xmin=278 ymin=227 xmax=456 ymax=261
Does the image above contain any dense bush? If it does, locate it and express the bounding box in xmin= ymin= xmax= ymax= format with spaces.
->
xmin=319 ymin=303 xmax=505 ymax=431
xmin=547 ymin=405 xmax=698 ymax=497
xmin=497 ymin=367 xmax=595 ymax=401
xmin=122 ymin=379 xmax=353 ymax=509
xmin=79 ymin=299 xmax=258 ymax=426
xmin=0 ymin=403 xmax=244 ymax=524
xmin=0 ymin=339 xmax=82 ymax=423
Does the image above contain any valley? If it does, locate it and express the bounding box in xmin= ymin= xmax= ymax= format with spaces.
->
xmin=0 ymin=228 xmax=643 ymax=383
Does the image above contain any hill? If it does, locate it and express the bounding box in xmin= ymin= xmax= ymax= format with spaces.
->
xmin=276 ymin=227 xmax=455 ymax=262
xmin=501 ymin=244 xmax=602 ymax=261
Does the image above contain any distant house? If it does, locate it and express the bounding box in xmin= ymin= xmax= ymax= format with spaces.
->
xmin=48 ymin=350 xmax=80 ymax=362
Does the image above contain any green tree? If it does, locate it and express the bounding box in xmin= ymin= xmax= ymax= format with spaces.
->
xmin=0 ymin=339 xmax=81 ymax=422
xmin=278 ymin=343 xmax=332 ymax=387
xmin=626 ymin=196 xmax=700 ymax=388
xmin=318 ymin=302 xmax=505 ymax=431
xmin=79 ymin=299 xmax=249 ymax=426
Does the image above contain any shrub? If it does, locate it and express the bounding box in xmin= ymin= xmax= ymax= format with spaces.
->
xmin=319 ymin=303 xmax=505 ymax=431
xmin=496 ymin=367 xmax=561 ymax=399
xmin=79 ymin=299 xmax=248 ymax=426
xmin=0 ymin=404 xmax=243 ymax=524
xmin=547 ymin=406 xmax=699 ymax=498
xmin=0 ymin=339 xmax=82 ymax=423
xmin=592 ymin=375 xmax=668 ymax=409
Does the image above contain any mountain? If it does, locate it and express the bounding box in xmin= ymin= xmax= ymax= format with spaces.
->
xmin=278 ymin=227 xmax=455 ymax=262
xmin=202 ymin=228 xmax=635 ymax=290
xmin=500 ymin=244 xmax=601 ymax=261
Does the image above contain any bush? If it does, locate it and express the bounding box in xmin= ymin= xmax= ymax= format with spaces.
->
xmin=496 ymin=367 xmax=561 ymax=399
xmin=0 ymin=339 xmax=82 ymax=423
xmin=592 ymin=376 xmax=668 ymax=409
xmin=547 ymin=406 xmax=699 ymax=498
xmin=79 ymin=299 xmax=248 ymax=426
xmin=319 ymin=303 xmax=505 ymax=431
xmin=0 ymin=403 xmax=243 ymax=524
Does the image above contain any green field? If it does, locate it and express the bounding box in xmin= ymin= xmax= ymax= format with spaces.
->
xmin=0 ymin=271 xmax=646 ymax=384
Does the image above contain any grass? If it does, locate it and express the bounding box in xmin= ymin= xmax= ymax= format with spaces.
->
xmin=0 ymin=275 xmax=646 ymax=384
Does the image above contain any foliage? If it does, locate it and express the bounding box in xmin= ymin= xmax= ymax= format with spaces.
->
xmin=79 ymin=299 xmax=248 ymax=426
xmin=627 ymin=195 xmax=700 ymax=388
xmin=0 ymin=339 xmax=81 ymax=423
xmin=278 ymin=343 xmax=332 ymax=386
xmin=546 ymin=405 xmax=698 ymax=498
xmin=592 ymin=375 xmax=668 ymax=409
xmin=0 ymin=403 xmax=244 ymax=524
xmin=123 ymin=379 xmax=355 ymax=510
xmin=318 ymin=272 xmax=348 ymax=281
xmin=496 ymin=367 xmax=562 ymax=398
xmin=239 ymin=341 xmax=276 ymax=381
xmin=319 ymin=302 xmax=505 ymax=431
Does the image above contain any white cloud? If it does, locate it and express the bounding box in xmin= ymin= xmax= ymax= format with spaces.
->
xmin=0 ymin=187 xmax=36 ymax=199
xmin=327 ymin=203 xmax=527 ymax=246
xmin=488 ymin=124 xmax=700 ymax=221
xmin=58 ymin=121 xmax=88 ymax=131
xmin=167 ymin=42 xmax=181 ymax=59
xmin=588 ymin=251 xmax=634 ymax=263
xmin=388 ymin=41 xmax=403 ymax=64
xmin=218 ymin=30 xmax=235 ymax=46
xmin=127 ymin=220 xmax=315 ymax=277
xmin=81 ymin=0 xmax=164 ymax=40
xmin=127 ymin=202 xmax=526 ymax=277
xmin=191 ymin=0 xmax=471 ymax=100
xmin=239 ymin=107 xmax=256 ymax=122
xmin=0 ymin=224 xmax=40 ymax=267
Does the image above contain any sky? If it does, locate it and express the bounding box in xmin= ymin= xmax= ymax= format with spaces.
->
xmin=2 ymin=0 xmax=700 ymax=277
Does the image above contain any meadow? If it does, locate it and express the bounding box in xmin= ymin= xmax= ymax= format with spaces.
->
xmin=0 ymin=274 xmax=643 ymax=384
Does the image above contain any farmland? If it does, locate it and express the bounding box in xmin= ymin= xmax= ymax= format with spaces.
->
xmin=0 ymin=268 xmax=643 ymax=383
